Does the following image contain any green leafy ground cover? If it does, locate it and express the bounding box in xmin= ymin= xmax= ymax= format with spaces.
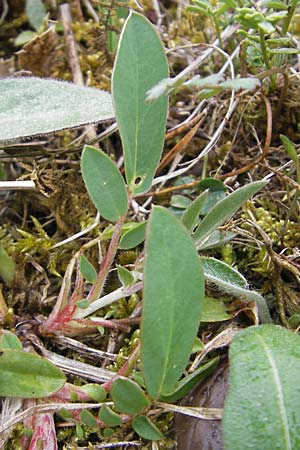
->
xmin=0 ymin=1 xmax=300 ymax=449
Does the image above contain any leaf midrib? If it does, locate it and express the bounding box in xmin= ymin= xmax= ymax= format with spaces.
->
xmin=258 ymin=335 xmax=291 ymax=450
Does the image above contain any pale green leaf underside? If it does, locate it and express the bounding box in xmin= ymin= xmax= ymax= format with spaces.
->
xmin=112 ymin=11 xmax=169 ymax=194
xmin=26 ymin=0 xmax=47 ymax=31
xmin=0 ymin=78 xmax=114 ymax=143
xmin=81 ymin=145 xmax=128 ymax=222
xmin=201 ymin=256 xmax=272 ymax=323
xmin=0 ymin=349 xmax=66 ymax=398
xmin=141 ymin=206 xmax=204 ymax=398
xmin=223 ymin=325 xmax=300 ymax=450
xmin=201 ymin=257 xmax=247 ymax=288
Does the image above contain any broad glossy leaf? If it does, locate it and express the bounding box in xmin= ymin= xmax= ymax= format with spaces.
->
xmin=132 ymin=416 xmax=163 ymax=441
xmin=193 ymin=181 xmax=266 ymax=245
xmin=0 ymin=78 xmax=114 ymax=143
xmin=223 ymin=325 xmax=300 ymax=450
xmin=141 ymin=206 xmax=204 ymax=398
xmin=111 ymin=377 xmax=150 ymax=415
xmin=0 ymin=350 xmax=66 ymax=398
xmin=81 ymin=145 xmax=128 ymax=222
xmin=112 ymin=11 xmax=169 ymax=194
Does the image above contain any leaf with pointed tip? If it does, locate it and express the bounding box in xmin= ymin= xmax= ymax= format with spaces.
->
xmin=0 ymin=350 xmax=66 ymax=398
xmin=26 ymin=0 xmax=47 ymax=31
xmin=142 ymin=206 xmax=204 ymax=398
xmin=202 ymin=296 xmax=232 ymax=322
xmin=119 ymin=221 xmax=147 ymax=249
xmin=193 ymin=181 xmax=266 ymax=245
xmin=181 ymin=190 xmax=209 ymax=233
xmin=202 ymin=257 xmax=247 ymax=288
xmin=0 ymin=78 xmax=114 ymax=143
xmin=160 ymin=357 xmax=219 ymax=403
xmin=0 ymin=332 xmax=22 ymax=350
xmin=201 ymin=256 xmax=272 ymax=323
xmin=132 ymin=416 xmax=163 ymax=441
xmin=79 ymin=255 xmax=97 ymax=284
xmin=112 ymin=11 xmax=169 ymax=194
xmin=98 ymin=405 xmax=122 ymax=427
xmin=81 ymin=145 xmax=128 ymax=222
xmin=223 ymin=325 xmax=300 ymax=450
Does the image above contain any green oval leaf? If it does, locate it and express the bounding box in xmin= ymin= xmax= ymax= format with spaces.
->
xmin=119 ymin=222 xmax=147 ymax=250
xmin=99 ymin=404 xmax=122 ymax=427
xmin=0 ymin=350 xmax=66 ymax=398
xmin=132 ymin=416 xmax=163 ymax=441
xmin=81 ymin=145 xmax=128 ymax=222
xmin=80 ymin=384 xmax=107 ymax=402
xmin=141 ymin=206 xmax=204 ymax=398
xmin=80 ymin=409 xmax=97 ymax=428
xmin=0 ymin=244 xmax=15 ymax=285
xmin=79 ymin=255 xmax=97 ymax=284
xmin=112 ymin=11 xmax=169 ymax=194
xmin=26 ymin=0 xmax=47 ymax=31
xmin=223 ymin=325 xmax=300 ymax=450
xmin=0 ymin=332 xmax=22 ymax=350
xmin=202 ymin=296 xmax=232 ymax=322
xmin=193 ymin=181 xmax=266 ymax=245
xmin=111 ymin=377 xmax=150 ymax=415
xmin=0 ymin=78 xmax=114 ymax=143
xmin=117 ymin=265 xmax=134 ymax=287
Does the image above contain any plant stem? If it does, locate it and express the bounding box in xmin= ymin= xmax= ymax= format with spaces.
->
xmin=74 ymin=281 xmax=142 ymax=319
xmin=259 ymin=29 xmax=271 ymax=70
xmin=282 ymin=0 xmax=298 ymax=35
xmin=87 ymin=213 xmax=126 ymax=302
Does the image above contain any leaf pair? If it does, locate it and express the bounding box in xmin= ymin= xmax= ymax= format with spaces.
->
xmin=81 ymin=10 xmax=169 ymax=221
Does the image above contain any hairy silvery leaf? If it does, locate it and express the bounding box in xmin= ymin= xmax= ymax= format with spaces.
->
xmin=0 ymin=78 xmax=114 ymax=143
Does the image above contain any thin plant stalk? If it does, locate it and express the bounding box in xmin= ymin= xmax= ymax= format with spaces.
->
xmin=87 ymin=213 xmax=127 ymax=302
xmin=282 ymin=0 xmax=298 ymax=35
